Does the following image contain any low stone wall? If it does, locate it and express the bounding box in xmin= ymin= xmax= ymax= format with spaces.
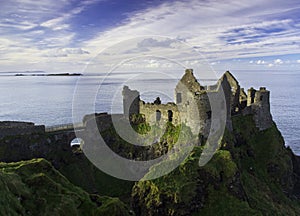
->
xmin=0 ymin=121 xmax=45 ymax=139
xmin=45 ymin=123 xmax=84 ymax=133
xmin=85 ymin=113 xmax=124 ymax=133
xmin=0 ymin=121 xmax=34 ymax=127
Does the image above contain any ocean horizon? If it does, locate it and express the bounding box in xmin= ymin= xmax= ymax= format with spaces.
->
xmin=0 ymin=70 xmax=299 ymax=155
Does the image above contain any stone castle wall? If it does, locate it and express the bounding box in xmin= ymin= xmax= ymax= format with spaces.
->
xmin=140 ymin=102 xmax=180 ymax=126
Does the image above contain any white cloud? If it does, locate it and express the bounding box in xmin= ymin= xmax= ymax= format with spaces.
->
xmin=256 ymin=60 xmax=266 ymax=65
xmin=297 ymin=60 xmax=300 ymax=63
xmin=45 ymin=48 xmax=90 ymax=57
xmin=40 ymin=17 xmax=70 ymax=31
xmin=40 ymin=0 xmax=102 ymax=31
xmin=274 ymin=58 xmax=283 ymax=64
xmin=0 ymin=21 xmax=37 ymax=30
xmin=137 ymin=38 xmax=176 ymax=48
xmin=40 ymin=5 xmax=85 ymax=31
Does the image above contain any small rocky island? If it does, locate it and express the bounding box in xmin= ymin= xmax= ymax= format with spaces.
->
xmin=15 ymin=72 xmax=82 ymax=76
xmin=1 ymin=69 xmax=300 ymax=215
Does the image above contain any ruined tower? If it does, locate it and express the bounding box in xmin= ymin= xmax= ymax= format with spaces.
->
xmin=251 ymin=87 xmax=273 ymax=130
xmin=122 ymin=86 xmax=140 ymax=118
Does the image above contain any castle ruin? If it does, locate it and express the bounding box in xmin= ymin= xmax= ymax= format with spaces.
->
xmin=122 ymin=69 xmax=273 ymax=136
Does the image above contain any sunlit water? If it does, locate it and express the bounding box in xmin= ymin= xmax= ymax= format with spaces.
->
xmin=0 ymin=70 xmax=299 ymax=154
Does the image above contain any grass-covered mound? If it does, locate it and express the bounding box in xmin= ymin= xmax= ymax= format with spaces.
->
xmin=0 ymin=158 xmax=132 ymax=216
xmin=0 ymin=131 xmax=135 ymax=201
xmin=132 ymin=114 xmax=300 ymax=215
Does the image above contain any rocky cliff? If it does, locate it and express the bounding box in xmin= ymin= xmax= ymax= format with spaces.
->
xmin=132 ymin=115 xmax=300 ymax=215
xmin=1 ymin=114 xmax=300 ymax=215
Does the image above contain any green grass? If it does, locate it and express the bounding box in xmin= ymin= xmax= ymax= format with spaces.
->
xmin=0 ymin=158 xmax=132 ymax=216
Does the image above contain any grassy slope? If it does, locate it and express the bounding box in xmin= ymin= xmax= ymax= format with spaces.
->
xmin=0 ymin=158 xmax=131 ymax=216
xmin=0 ymin=131 xmax=135 ymax=202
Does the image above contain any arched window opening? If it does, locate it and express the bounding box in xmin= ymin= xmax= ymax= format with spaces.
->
xmin=206 ymin=111 xmax=212 ymax=119
xmin=156 ymin=110 xmax=161 ymax=122
xmin=70 ymin=137 xmax=84 ymax=147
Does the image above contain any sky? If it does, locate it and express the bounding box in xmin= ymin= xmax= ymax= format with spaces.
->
xmin=1 ymin=0 xmax=300 ymax=73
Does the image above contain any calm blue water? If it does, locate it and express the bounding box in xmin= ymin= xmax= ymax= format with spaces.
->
xmin=0 ymin=71 xmax=299 ymax=154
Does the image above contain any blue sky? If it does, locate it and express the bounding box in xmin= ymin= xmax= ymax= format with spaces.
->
xmin=1 ymin=0 xmax=300 ymax=73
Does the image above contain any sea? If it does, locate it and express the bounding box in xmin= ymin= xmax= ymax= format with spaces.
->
xmin=0 ymin=70 xmax=299 ymax=155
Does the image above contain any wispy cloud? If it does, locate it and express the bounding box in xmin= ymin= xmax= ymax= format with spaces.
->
xmin=0 ymin=0 xmax=300 ymax=72
xmin=84 ymin=0 xmax=300 ymax=62
xmin=0 ymin=0 xmax=103 ymax=71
